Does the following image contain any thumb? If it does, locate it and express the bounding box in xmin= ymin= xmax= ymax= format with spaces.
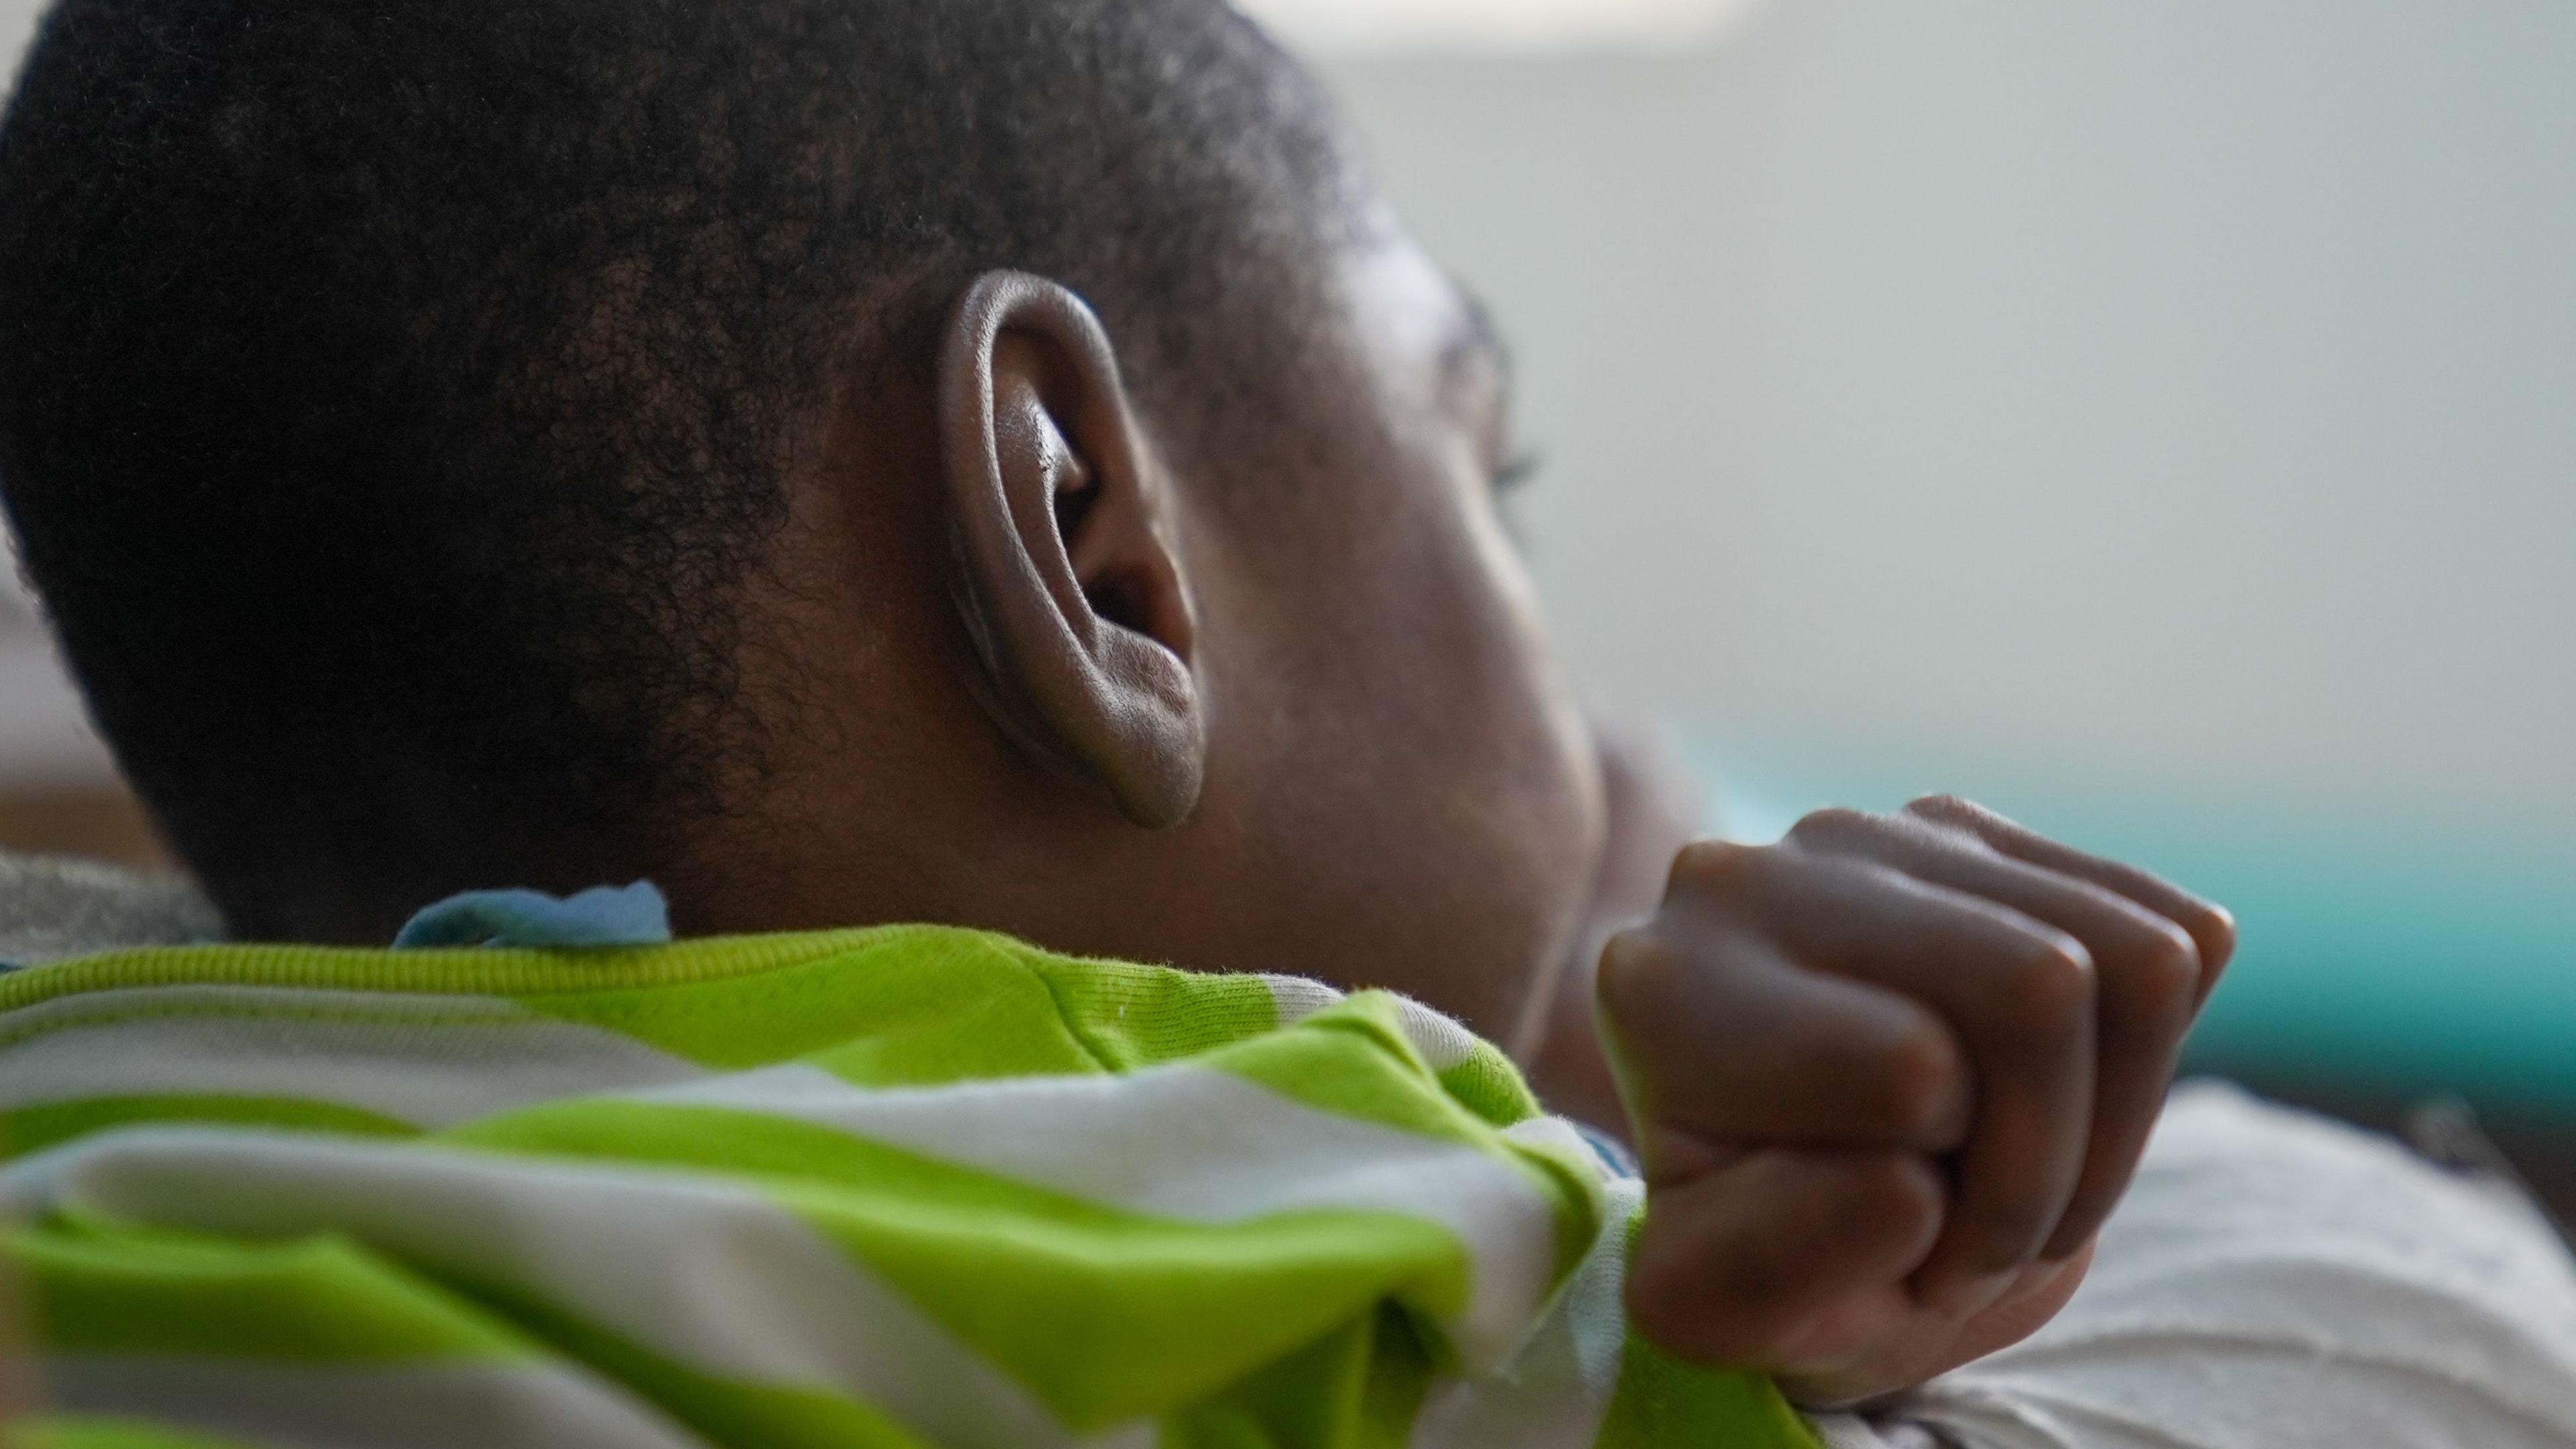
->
xmin=1628 ymin=1146 xmax=1945 ymax=1369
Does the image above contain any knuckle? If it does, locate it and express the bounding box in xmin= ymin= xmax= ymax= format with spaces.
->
xmin=1905 ymin=792 xmax=1980 ymax=820
xmin=1784 ymin=806 xmax=1876 ymax=849
xmin=2123 ymin=922 xmax=2204 ymax=1016
xmin=1666 ymin=839 xmax=1751 ymax=894
xmin=1998 ymin=935 xmax=2096 ymax=1037
xmin=2192 ymin=901 xmax=2239 ymax=963
xmin=1595 ymin=929 xmax=1676 ymax=1016
xmin=1868 ymin=1022 xmax=1969 ymax=1144
xmin=1841 ymin=1155 xmax=1946 ymax=1242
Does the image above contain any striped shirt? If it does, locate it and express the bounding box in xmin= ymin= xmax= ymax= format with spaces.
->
xmin=0 ymin=923 xmax=1822 ymax=1448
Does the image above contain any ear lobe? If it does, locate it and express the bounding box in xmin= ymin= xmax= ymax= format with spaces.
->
xmin=937 ymin=270 xmax=1205 ymax=829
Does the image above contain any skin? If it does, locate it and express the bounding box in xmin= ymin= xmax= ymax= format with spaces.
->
xmin=704 ymin=250 xmax=1605 ymax=1053
xmin=655 ymin=227 xmax=2235 ymax=1403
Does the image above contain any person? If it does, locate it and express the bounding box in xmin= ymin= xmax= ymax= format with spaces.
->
xmin=0 ymin=1 xmax=2569 ymax=1445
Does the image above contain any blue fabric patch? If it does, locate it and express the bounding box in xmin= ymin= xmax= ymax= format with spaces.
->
xmin=392 ymin=881 xmax=673 ymax=950
xmin=1574 ymin=1121 xmax=1640 ymax=1180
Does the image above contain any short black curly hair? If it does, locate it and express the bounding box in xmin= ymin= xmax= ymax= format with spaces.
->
xmin=0 ymin=0 xmax=1358 ymax=934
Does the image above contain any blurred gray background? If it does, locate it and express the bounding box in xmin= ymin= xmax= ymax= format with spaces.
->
xmin=1305 ymin=2 xmax=2576 ymax=845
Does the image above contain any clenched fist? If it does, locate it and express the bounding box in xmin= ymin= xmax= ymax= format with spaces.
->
xmin=1598 ymin=796 xmax=2235 ymax=1405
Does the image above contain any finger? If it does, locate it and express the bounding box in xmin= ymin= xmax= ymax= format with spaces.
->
xmin=1732 ymin=845 xmax=2096 ymax=1312
xmin=1597 ymin=922 xmax=1973 ymax=1156
xmin=1776 ymin=1240 xmax=2096 ymax=1409
xmin=1786 ymin=808 xmax=2201 ymax=1256
xmin=1907 ymin=795 xmax=2238 ymax=1002
xmin=1627 ymin=1147 xmax=1945 ymax=1371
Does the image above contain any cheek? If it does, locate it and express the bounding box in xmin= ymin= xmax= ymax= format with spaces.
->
xmin=1450 ymin=476 xmax=1609 ymax=916
xmin=1174 ymin=429 xmax=1603 ymax=1039
xmin=1332 ymin=466 xmax=1609 ymax=1030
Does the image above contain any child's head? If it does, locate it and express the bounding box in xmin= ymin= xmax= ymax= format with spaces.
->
xmin=0 ymin=0 xmax=1609 ymax=1041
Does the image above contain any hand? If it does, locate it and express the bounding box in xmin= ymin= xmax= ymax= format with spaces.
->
xmin=1595 ymin=796 xmax=2235 ymax=1405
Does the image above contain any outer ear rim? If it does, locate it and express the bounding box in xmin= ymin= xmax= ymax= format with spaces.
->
xmin=936 ymin=269 xmax=1206 ymax=830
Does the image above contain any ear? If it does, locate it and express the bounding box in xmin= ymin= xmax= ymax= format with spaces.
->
xmin=936 ymin=270 xmax=1205 ymax=829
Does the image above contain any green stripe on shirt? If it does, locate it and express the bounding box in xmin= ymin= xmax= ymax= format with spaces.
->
xmin=0 ymin=925 xmax=1821 ymax=1449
